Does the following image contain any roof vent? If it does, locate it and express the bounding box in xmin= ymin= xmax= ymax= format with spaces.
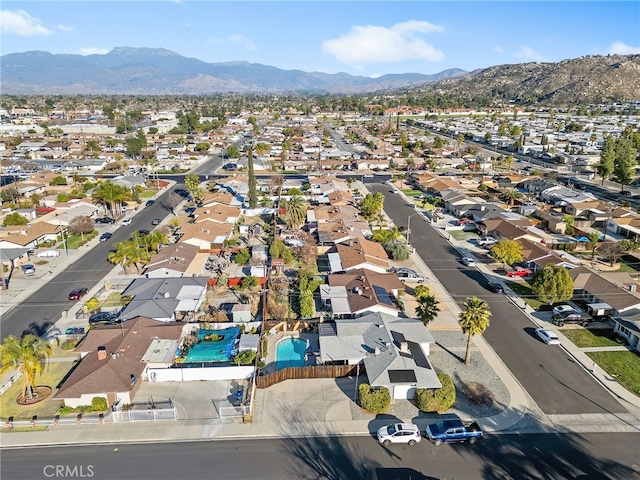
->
xmin=164 ymin=291 xmax=170 ymax=298
xmin=374 ymin=347 xmax=381 ymax=355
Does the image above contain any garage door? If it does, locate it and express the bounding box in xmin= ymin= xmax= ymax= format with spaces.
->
xmin=393 ymin=385 xmax=417 ymax=400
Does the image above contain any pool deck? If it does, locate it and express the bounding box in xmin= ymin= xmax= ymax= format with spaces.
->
xmin=263 ymin=331 xmax=320 ymax=375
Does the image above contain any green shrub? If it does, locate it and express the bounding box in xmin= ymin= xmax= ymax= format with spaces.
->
xmin=59 ymin=396 xmax=108 ymax=415
xmin=414 ymin=373 xmax=456 ymax=413
xmin=358 ymin=384 xmax=390 ymax=413
xmin=232 ymin=350 xmax=256 ymax=365
xmin=202 ymin=333 xmax=223 ymax=342
xmin=91 ymin=396 xmax=108 ymax=411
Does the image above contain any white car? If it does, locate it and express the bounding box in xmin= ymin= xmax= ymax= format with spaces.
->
xmin=536 ymin=328 xmax=561 ymax=345
xmin=36 ymin=250 xmax=60 ymax=258
xmin=364 ymin=174 xmax=374 ymax=178
xmin=552 ymin=304 xmax=577 ymax=315
xmin=122 ymin=218 xmax=132 ymax=226
xmin=461 ymin=257 xmax=476 ymax=267
xmin=377 ymin=423 xmax=422 ymax=446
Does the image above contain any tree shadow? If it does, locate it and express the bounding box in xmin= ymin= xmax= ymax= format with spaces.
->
xmin=434 ymin=341 xmax=465 ymax=363
xmin=472 ymin=421 xmax=638 ymax=480
xmin=22 ymin=320 xmax=54 ymax=338
xmin=274 ymin=402 xmax=382 ymax=480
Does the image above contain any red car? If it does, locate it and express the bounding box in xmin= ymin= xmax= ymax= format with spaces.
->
xmin=68 ymin=288 xmax=89 ymax=301
xmin=506 ymin=267 xmax=532 ymax=278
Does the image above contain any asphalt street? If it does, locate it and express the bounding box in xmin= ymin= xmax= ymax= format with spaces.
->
xmin=369 ymin=183 xmax=628 ymax=416
xmin=1 ymin=433 xmax=638 ymax=480
xmin=0 ymin=190 xmax=179 ymax=341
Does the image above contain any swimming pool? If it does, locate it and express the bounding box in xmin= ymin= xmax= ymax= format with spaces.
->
xmin=276 ymin=337 xmax=307 ymax=369
xmin=183 ymin=327 xmax=240 ymax=363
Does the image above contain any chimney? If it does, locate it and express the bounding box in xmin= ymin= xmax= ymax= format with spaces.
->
xmin=400 ymin=342 xmax=409 ymax=353
xmin=97 ymin=346 xmax=107 ymax=361
xmin=374 ymin=346 xmax=381 ymax=355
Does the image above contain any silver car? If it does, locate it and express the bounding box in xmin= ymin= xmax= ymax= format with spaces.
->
xmin=536 ymin=328 xmax=561 ymax=345
xmin=377 ymin=423 xmax=422 ymax=446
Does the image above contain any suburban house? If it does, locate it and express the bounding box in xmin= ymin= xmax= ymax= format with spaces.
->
xmin=569 ymin=267 xmax=640 ymax=315
xmin=118 ymin=277 xmax=209 ymax=322
xmin=143 ymin=243 xmax=208 ymax=278
xmin=611 ymin=316 xmax=640 ymax=352
xmin=321 ymin=268 xmax=404 ymax=318
xmin=192 ymin=204 xmax=241 ymax=224
xmin=316 ymin=219 xmax=371 ymax=246
xmin=177 ymin=222 xmax=234 ymax=249
xmin=54 ymin=317 xmax=184 ymax=408
xmin=327 ymin=237 xmax=390 ymax=273
xmin=0 ymin=223 xmax=65 ymax=250
xmin=318 ymin=312 xmax=441 ymax=399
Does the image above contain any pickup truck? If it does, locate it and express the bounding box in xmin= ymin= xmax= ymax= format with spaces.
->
xmin=425 ymin=418 xmax=484 ymax=446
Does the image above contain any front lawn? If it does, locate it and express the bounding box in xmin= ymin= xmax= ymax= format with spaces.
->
xmin=64 ymin=231 xmax=98 ymax=249
xmin=561 ymin=328 xmax=622 ymax=348
xmin=505 ymin=281 xmax=545 ymax=311
xmin=586 ymin=351 xmax=640 ymax=397
xmin=402 ymin=189 xmax=423 ymax=197
xmin=0 ymin=362 xmax=71 ymax=420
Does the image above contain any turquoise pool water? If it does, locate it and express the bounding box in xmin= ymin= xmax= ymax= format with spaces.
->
xmin=184 ymin=327 xmax=240 ymax=363
xmin=276 ymin=337 xmax=307 ymax=369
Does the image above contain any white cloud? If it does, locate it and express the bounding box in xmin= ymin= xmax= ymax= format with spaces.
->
xmin=57 ymin=24 xmax=74 ymax=32
xmin=210 ymin=34 xmax=256 ymax=52
xmin=0 ymin=10 xmax=52 ymax=36
xmin=608 ymin=41 xmax=640 ymax=55
xmin=513 ymin=46 xmax=546 ymax=62
xmin=79 ymin=47 xmax=110 ymax=56
xmin=322 ymin=20 xmax=445 ymax=65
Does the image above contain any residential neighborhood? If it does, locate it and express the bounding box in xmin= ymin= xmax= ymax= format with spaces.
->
xmin=1 ymin=97 xmax=639 ymax=476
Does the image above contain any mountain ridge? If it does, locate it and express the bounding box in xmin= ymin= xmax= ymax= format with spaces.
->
xmin=0 ymin=47 xmax=466 ymax=95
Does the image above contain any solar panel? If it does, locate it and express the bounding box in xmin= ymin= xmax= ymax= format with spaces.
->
xmin=388 ymin=369 xmax=417 ymax=383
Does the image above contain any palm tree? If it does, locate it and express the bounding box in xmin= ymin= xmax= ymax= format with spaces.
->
xmin=0 ymin=334 xmax=52 ymax=401
xmin=499 ymin=189 xmax=525 ymax=208
xmin=286 ymin=195 xmax=307 ymax=230
xmin=458 ymin=297 xmax=492 ymax=365
xmin=415 ymin=295 xmax=440 ymax=326
xmin=373 ymin=213 xmax=387 ymax=230
xmin=108 ymin=240 xmax=141 ymax=273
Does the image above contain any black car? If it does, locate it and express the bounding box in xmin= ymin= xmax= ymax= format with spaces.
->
xmin=99 ymin=232 xmax=113 ymax=242
xmin=488 ymin=282 xmax=504 ymax=293
xmin=620 ymin=190 xmax=632 ymax=196
xmin=223 ymin=163 xmax=238 ymax=171
xmin=552 ymin=312 xmax=592 ymax=327
xmin=185 ymin=206 xmax=196 ymax=215
xmin=138 ymin=229 xmax=150 ymax=235
xmin=95 ymin=217 xmax=115 ymax=224
xmin=145 ymin=200 xmax=155 ymax=207
xmin=88 ymin=311 xmax=118 ymax=324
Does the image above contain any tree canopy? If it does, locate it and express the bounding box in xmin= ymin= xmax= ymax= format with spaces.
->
xmin=458 ymin=297 xmax=491 ymax=365
xmin=531 ymin=265 xmax=574 ymax=305
xmin=490 ymin=239 xmax=524 ymax=267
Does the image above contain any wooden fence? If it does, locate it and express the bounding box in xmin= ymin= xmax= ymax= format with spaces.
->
xmin=256 ymin=364 xmax=362 ymax=389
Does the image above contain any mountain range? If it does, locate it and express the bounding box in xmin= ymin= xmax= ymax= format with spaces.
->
xmin=2 ymin=47 xmax=639 ymax=105
xmin=0 ymin=47 xmax=466 ymax=95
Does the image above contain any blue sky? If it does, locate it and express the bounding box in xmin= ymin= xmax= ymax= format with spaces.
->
xmin=2 ymin=1 xmax=639 ymax=77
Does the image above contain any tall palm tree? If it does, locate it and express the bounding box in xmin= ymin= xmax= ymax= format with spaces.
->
xmin=286 ymin=195 xmax=307 ymax=230
xmin=415 ymin=295 xmax=440 ymax=326
xmin=458 ymin=297 xmax=491 ymax=365
xmin=108 ymin=240 xmax=141 ymax=273
xmin=0 ymin=334 xmax=52 ymax=401
xmin=373 ymin=213 xmax=387 ymax=230
xmin=499 ymin=189 xmax=525 ymax=208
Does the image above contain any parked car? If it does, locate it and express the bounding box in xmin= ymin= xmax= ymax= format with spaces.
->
xmin=21 ymin=264 xmax=36 ymax=276
xmin=99 ymin=232 xmax=113 ymax=242
xmin=68 ymin=288 xmax=89 ymax=301
xmin=552 ymin=304 xmax=577 ymax=315
xmin=488 ymin=282 xmax=504 ymax=293
xmin=95 ymin=217 xmax=115 ymax=224
xmin=535 ymin=328 xmax=561 ymax=345
xmin=363 ymin=174 xmax=374 ymax=178
xmin=506 ymin=267 xmax=532 ymax=277
xmin=377 ymin=423 xmax=422 ymax=446
xmin=138 ymin=229 xmax=150 ymax=235
xmin=461 ymin=257 xmax=476 ymax=267
xmin=477 ymin=236 xmax=497 ymax=247
xmin=390 ymin=268 xmax=425 ymax=283
xmin=620 ymin=190 xmax=632 ymax=196
xmin=552 ymin=312 xmax=592 ymax=327
xmin=88 ymin=311 xmax=118 ymax=324
xmin=122 ymin=218 xmax=132 ymax=226
xmin=152 ymin=218 xmax=161 ymax=225
xmin=185 ymin=207 xmax=196 ymax=215
xmin=425 ymin=418 xmax=484 ymax=446
xmin=145 ymin=200 xmax=155 ymax=207
xmin=65 ymin=327 xmax=85 ymax=335
xmin=37 ymin=250 xmax=60 ymax=258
